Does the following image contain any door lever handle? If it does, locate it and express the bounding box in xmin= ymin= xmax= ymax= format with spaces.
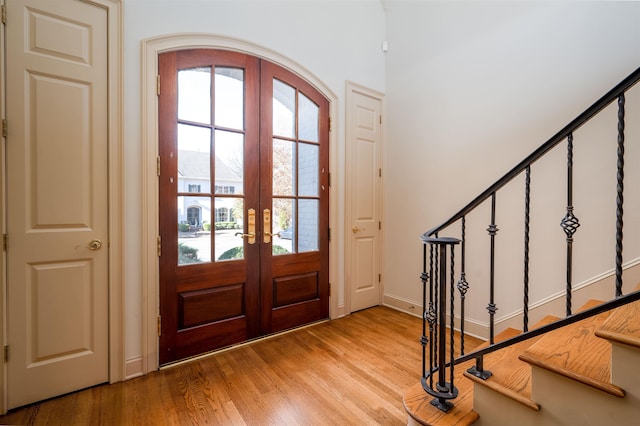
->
xmin=352 ymin=226 xmax=365 ymax=233
xmin=235 ymin=232 xmax=256 ymax=239
xmin=237 ymin=208 xmax=256 ymax=244
xmin=263 ymin=208 xmax=278 ymax=243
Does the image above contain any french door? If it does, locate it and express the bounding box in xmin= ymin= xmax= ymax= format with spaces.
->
xmin=158 ymin=50 xmax=329 ymax=364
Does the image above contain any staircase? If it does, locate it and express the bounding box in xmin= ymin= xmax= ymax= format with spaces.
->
xmin=404 ymin=65 xmax=640 ymax=425
xmin=404 ymin=294 xmax=640 ymax=425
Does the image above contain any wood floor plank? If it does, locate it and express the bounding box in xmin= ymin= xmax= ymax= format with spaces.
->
xmin=0 ymin=306 xmax=484 ymax=426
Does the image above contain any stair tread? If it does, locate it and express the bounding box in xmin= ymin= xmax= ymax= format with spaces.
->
xmin=518 ymin=300 xmax=624 ymax=397
xmin=404 ymin=360 xmax=479 ymax=426
xmin=595 ymin=292 xmax=640 ymax=349
xmin=463 ymin=315 xmax=558 ymax=410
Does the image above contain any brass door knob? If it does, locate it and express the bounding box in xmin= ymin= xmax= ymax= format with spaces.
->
xmin=88 ymin=239 xmax=102 ymax=250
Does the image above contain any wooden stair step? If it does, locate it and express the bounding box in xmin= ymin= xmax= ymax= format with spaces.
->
xmin=463 ymin=315 xmax=558 ymax=411
xmin=404 ymin=360 xmax=478 ymax=426
xmin=518 ymin=300 xmax=625 ymax=397
xmin=595 ymin=288 xmax=640 ymax=349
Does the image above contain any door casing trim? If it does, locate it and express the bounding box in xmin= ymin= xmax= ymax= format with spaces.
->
xmin=142 ymin=34 xmax=339 ymax=373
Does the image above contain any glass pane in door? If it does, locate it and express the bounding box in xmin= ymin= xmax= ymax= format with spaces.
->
xmin=178 ymin=196 xmax=212 ymax=264
xmin=298 ymin=142 xmax=319 ymax=197
xmin=215 ymin=68 xmax=244 ymax=130
xmin=272 ymin=198 xmax=294 ymax=255
xmin=177 ymin=124 xmax=211 ymax=189
xmin=273 ymin=139 xmax=296 ymax=196
xmin=178 ymin=67 xmax=211 ymax=124
xmin=273 ymin=79 xmax=296 ymax=138
xmin=214 ymin=197 xmax=244 ymax=261
xmin=298 ymin=199 xmax=319 ymax=252
xmin=298 ymin=92 xmax=319 ymax=142
xmin=215 ymin=130 xmax=244 ymax=194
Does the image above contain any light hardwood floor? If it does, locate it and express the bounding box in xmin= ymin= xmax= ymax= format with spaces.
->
xmin=0 ymin=306 xmax=482 ymax=425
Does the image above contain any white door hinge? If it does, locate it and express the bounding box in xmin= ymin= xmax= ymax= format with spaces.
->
xmin=157 ymin=156 xmax=161 ymax=176
xmin=156 ymin=75 xmax=161 ymax=96
xmin=157 ymin=236 xmax=162 ymax=257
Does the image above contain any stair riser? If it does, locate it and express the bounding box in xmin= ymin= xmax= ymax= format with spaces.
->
xmin=472 ymin=385 xmax=539 ymax=426
xmin=610 ymin=344 xmax=640 ymax=401
xmin=531 ymin=367 xmax=637 ymax=425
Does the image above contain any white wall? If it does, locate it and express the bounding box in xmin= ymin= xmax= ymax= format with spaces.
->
xmin=383 ymin=1 xmax=640 ymax=332
xmin=123 ymin=0 xmax=386 ymax=370
xmin=123 ymin=0 xmax=640 ymax=370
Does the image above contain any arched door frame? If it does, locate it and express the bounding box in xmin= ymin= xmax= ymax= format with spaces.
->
xmin=142 ymin=34 xmax=339 ymax=372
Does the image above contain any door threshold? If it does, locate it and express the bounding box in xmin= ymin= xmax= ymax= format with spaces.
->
xmin=160 ymin=318 xmax=330 ymax=370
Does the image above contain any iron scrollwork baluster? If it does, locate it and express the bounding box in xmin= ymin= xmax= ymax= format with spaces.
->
xmin=560 ymin=133 xmax=580 ymax=316
xmin=457 ymin=217 xmax=469 ymax=355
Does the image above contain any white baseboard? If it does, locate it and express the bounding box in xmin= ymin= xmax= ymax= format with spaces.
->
xmin=125 ymin=356 xmax=145 ymax=380
xmin=383 ymin=294 xmax=422 ymax=318
xmin=383 ymin=257 xmax=640 ymax=341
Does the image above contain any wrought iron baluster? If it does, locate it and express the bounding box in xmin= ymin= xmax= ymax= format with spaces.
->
xmin=449 ymin=246 xmax=456 ymax=389
xmin=487 ymin=193 xmax=498 ymax=344
xmin=615 ymin=94 xmax=625 ymax=298
xmin=428 ymin=243 xmax=435 ymax=389
xmin=561 ymin=133 xmax=580 ymax=316
xmin=457 ymin=217 xmax=469 ymax=355
xmin=433 ymin=234 xmax=439 ymax=369
xmin=420 ymin=243 xmax=429 ymax=383
xmin=523 ymin=166 xmax=531 ymax=332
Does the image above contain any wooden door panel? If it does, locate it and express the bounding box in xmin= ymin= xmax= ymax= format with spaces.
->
xmin=173 ymin=318 xmax=248 ymax=361
xmin=273 ymin=272 xmax=318 ymax=307
xmin=179 ymin=284 xmax=244 ymax=327
xmin=6 ymin=0 xmax=109 ymax=408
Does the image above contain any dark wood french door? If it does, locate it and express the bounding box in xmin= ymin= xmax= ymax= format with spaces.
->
xmin=158 ymin=49 xmax=329 ymax=365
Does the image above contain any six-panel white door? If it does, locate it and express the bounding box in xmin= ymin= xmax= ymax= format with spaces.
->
xmin=347 ymin=84 xmax=384 ymax=312
xmin=5 ymin=0 xmax=109 ymax=409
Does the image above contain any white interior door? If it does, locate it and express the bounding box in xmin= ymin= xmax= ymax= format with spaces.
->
xmin=5 ymin=0 xmax=109 ymax=409
xmin=347 ymin=83 xmax=384 ymax=312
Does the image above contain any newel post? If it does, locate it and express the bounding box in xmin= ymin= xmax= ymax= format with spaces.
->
xmin=420 ymin=236 xmax=460 ymax=412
